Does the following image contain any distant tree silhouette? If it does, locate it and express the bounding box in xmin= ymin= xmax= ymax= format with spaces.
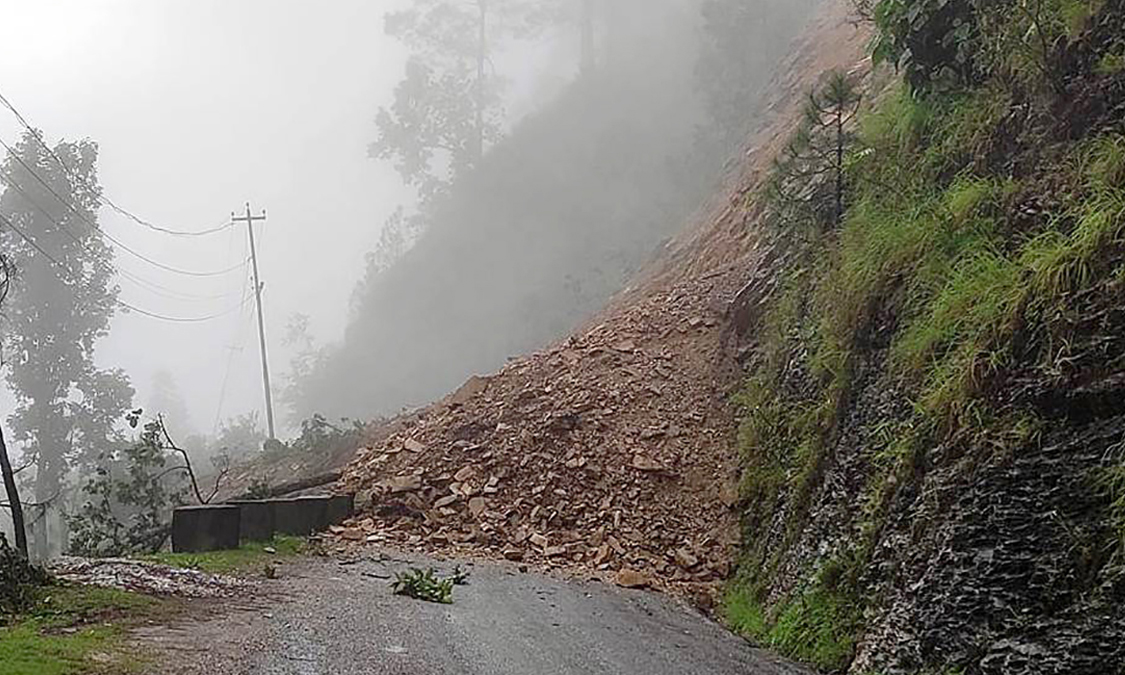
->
xmin=0 ymin=132 xmax=134 ymax=558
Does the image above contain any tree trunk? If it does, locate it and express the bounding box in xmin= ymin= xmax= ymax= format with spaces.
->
xmin=33 ymin=445 xmax=62 ymax=560
xmin=0 ymin=423 xmax=28 ymax=558
xmin=835 ymin=107 xmax=845 ymax=226
xmin=580 ymin=0 xmax=595 ymax=73
xmin=474 ymin=0 xmax=488 ymax=165
xmin=229 ymin=471 xmax=343 ymax=501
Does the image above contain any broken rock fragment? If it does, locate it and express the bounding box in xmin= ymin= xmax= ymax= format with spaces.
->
xmin=631 ymin=454 xmax=663 ymax=472
xmin=381 ymin=475 xmax=422 ymax=494
xmin=674 ymin=548 xmax=700 ymax=569
xmin=614 ymin=569 xmax=651 ymax=589
xmin=468 ymin=497 xmax=487 ymax=517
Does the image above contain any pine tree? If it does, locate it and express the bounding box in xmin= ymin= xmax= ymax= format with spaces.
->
xmin=770 ymin=71 xmax=862 ymax=229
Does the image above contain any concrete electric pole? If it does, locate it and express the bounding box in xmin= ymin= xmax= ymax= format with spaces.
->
xmin=231 ymin=202 xmax=276 ymax=440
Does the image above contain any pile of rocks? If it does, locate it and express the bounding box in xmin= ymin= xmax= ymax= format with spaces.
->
xmin=336 ymin=270 xmax=757 ymax=598
xmin=325 ymin=0 xmax=821 ymax=594
xmin=49 ymin=557 xmax=253 ymax=598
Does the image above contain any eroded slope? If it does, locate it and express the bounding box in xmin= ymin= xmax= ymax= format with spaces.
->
xmin=333 ymin=1 xmax=870 ymax=604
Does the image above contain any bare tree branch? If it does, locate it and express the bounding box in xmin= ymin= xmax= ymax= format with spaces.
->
xmin=156 ymin=414 xmax=222 ymax=505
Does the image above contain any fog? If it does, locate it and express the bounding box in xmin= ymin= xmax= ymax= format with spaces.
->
xmin=0 ymin=0 xmax=820 ymax=554
xmin=0 ymin=0 xmax=414 ymax=440
xmin=288 ymin=0 xmax=821 ymax=422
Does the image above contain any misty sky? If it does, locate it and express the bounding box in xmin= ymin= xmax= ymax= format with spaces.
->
xmin=0 ymin=1 xmax=421 ymax=438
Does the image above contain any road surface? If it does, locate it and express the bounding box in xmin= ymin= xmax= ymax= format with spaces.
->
xmin=134 ymin=552 xmax=808 ymax=675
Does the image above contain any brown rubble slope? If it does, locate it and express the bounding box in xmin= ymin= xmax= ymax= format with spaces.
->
xmin=335 ymin=0 xmax=870 ymax=601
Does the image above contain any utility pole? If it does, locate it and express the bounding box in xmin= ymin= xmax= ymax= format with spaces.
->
xmin=231 ymin=202 xmax=276 ymax=440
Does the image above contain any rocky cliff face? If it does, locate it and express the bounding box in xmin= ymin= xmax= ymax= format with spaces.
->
xmin=734 ymin=307 xmax=1125 ymax=673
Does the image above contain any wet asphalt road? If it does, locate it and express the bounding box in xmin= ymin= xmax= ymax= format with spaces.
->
xmin=136 ymin=552 xmax=808 ymax=675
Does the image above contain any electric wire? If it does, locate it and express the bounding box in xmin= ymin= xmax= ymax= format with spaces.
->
xmin=117 ymin=265 xmax=249 ymax=302
xmin=0 ymin=212 xmax=254 ymax=323
xmin=0 ymin=136 xmax=249 ymax=277
xmin=0 ymin=172 xmax=248 ymax=305
xmin=0 ymin=88 xmax=235 ymax=237
xmin=0 ymin=88 xmax=273 ymax=427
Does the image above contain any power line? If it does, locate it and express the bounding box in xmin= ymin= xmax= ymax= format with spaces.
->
xmin=0 ymin=137 xmax=249 ymax=278
xmin=0 ymin=212 xmax=253 ymax=323
xmin=0 ymin=88 xmax=236 ymax=238
xmin=1 ymin=171 xmax=247 ymax=309
xmin=117 ymin=295 xmax=252 ymax=323
xmin=117 ymin=265 xmax=248 ymax=302
xmin=0 ymin=170 xmax=252 ymax=297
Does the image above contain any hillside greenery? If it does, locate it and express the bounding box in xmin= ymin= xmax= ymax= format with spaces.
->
xmin=728 ymin=0 xmax=1125 ymax=671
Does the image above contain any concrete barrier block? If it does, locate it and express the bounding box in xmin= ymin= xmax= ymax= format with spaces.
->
xmin=271 ymin=496 xmax=329 ymax=536
xmin=326 ymin=494 xmax=355 ymax=526
xmin=227 ymin=500 xmax=275 ymax=542
xmin=172 ymin=506 xmax=240 ymax=553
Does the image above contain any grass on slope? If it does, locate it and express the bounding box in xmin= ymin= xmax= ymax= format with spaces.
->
xmin=727 ymin=581 xmax=857 ymax=671
xmin=139 ymin=535 xmax=304 ymax=574
xmin=728 ymin=75 xmax=1125 ymax=670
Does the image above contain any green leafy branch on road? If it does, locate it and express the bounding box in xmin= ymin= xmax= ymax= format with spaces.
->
xmin=391 ymin=566 xmax=470 ymax=604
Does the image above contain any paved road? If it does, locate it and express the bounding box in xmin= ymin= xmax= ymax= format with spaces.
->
xmin=135 ymin=552 xmax=808 ymax=675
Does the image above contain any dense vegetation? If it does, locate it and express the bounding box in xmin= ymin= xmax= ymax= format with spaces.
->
xmin=729 ymin=1 xmax=1125 ymax=673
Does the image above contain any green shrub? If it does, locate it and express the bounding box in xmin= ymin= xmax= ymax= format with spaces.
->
xmin=391 ymin=568 xmax=456 ymax=604
xmin=871 ymin=0 xmax=981 ymax=90
xmin=726 ymin=575 xmax=858 ymax=672
xmin=870 ymin=0 xmax=1102 ymax=93
xmin=1 ymin=536 xmax=50 ymax=616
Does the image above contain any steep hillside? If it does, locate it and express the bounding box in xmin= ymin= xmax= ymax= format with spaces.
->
xmin=332 ymin=0 xmax=869 ymax=603
xmin=289 ymin=0 xmax=820 ymax=423
xmin=333 ymin=2 xmax=1125 ymax=674
xmin=722 ymin=2 xmax=1125 ymax=673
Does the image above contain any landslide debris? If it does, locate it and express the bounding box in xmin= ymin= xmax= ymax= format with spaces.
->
xmin=332 ymin=2 xmax=869 ymax=602
xmin=337 ymin=279 xmax=743 ymax=597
